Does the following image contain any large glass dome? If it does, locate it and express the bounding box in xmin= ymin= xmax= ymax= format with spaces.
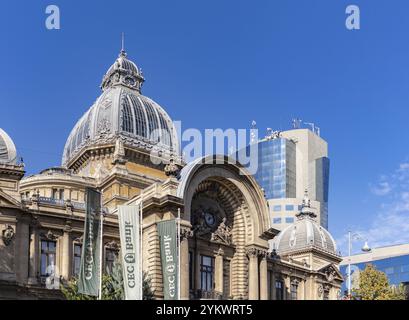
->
xmin=62 ymin=49 xmax=179 ymax=166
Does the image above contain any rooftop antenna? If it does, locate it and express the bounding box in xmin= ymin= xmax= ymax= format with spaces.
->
xmin=266 ymin=128 xmax=273 ymax=139
xmin=292 ymin=118 xmax=302 ymax=129
xmin=304 ymin=122 xmax=316 ymax=134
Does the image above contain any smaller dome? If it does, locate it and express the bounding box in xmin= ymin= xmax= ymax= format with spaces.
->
xmin=101 ymin=50 xmax=145 ymax=93
xmin=0 ymin=128 xmax=17 ymax=164
xmin=273 ymin=191 xmax=338 ymax=255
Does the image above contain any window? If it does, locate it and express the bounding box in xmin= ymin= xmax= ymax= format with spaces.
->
xmin=285 ymin=205 xmax=294 ymax=211
xmin=273 ymin=205 xmax=281 ymax=212
xmin=275 ymin=280 xmax=284 ymax=300
xmin=73 ymin=244 xmax=82 ymax=276
xmin=401 ymin=265 xmax=409 ymax=273
xmin=285 ymin=217 xmax=294 ymax=224
xmin=52 ymin=189 xmax=58 ymax=199
xmin=290 ymin=282 xmax=298 ymax=300
xmin=59 ymin=189 xmax=64 ymax=201
xmin=122 ymin=96 xmax=134 ymax=133
xmin=40 ymin=240 xmax=56 ymax=277
xmin=200 ymin=255 xmax=214 ymax=291
xmin=105 ymin=249 xmax=118 ymax=274
xmin=384 ymin=267 xmax=394 ymax=275
xmin=273 ymin=218 xmax=282 ymax=224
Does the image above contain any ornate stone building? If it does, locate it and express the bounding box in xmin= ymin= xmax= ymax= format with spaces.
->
xmin=0 ymin=48 xmax=342 ymax=300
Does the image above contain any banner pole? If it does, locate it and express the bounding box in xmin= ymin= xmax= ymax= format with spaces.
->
xmin=98 ymin=189 xmax=104 ymax=300
xmin=140 ymin=191 xmax=143 ymax=300
xmin=177 ymin=208 xmax=181 ymax=300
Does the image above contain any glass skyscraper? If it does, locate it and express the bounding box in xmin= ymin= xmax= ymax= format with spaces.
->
xmin=243 ymin=128 xmax=330 ymax=230
xmin=254 ymin=138 xmax=296 ymax=199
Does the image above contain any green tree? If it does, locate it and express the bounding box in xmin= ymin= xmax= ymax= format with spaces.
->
xmin=352 ymin=264 xmax=405 ymax=300
xmin=61 ymin=260 xmax=155 ymax=300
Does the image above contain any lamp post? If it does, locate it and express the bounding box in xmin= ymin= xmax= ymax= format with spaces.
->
xmin=346 ymin=231 xmax=371 ymax=299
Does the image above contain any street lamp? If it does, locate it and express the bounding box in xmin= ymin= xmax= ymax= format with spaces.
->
xmin=347 ymin=231 xmax=371 ymax=298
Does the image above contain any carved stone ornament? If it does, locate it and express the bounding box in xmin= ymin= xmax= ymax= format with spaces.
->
xmin=2 ymin=225 xmax=15 ymax=246
xmin=216 ymin=247 xmax=225 ymax=256
xmin=73 ymin=235 xmax=83 ymax=244
xmin=42 ymin=230 xmax=59 ymax=241
xmin=324 ymin=266 xmax=337 ymax=282
xmin=105 ymin=240 xmax=120 ymax=251
xmin=318 ymin=284 xmax=324 ymax=297
xmin=210 ymin=217 xmax=232 ymax=245
xmin=180 ymin=228 xmax=193 ymax=241
xmin=246 ymin=247 xmax=265 ymax=258
xmin=97 ymin=118 xmax=111 ymax=135
xmin=164 ymin=157 xmax=180 ymax=178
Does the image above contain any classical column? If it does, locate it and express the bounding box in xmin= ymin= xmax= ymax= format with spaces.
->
xmin=195 ymin=250 xmax=201 ymax=293
xmin=28 ymin=224 xmax=39 ymax=285
xmin=215 ymin=248 xmax=224 ymax=296
xmin=15 ymin=218 xmax=30 ymax=284
xmin=180 ymin=228 xmax=192 ymax=300
xmin=284 ymin=276 xmax=291 ymax=300
xmin=246 ymin=248 xmax=259 ymax=300
xmin=60 ymin=223 xmax=72 ymax=280
xmin=259 ymin=252 xmax=268 ymax=300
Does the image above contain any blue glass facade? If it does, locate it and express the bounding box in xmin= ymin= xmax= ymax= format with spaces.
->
xmin=340 ymin=254 xmax=409 ymax=293
xmin=252 ymin=138 xmax=296 ymax=199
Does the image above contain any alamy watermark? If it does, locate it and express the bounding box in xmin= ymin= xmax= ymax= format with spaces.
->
xmin=45 ymin=5 xmax=60 ymax=30
xmin=148 ymin=121 xmax=260 ymax=176
xmin=346 ymin=5 xmax=360 ymax=30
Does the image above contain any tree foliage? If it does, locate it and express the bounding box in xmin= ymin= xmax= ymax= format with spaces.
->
xmin=61 ymin=260 xmax=155 ymax=300
xmin=352 ymin=264 xmax=406 ymax=300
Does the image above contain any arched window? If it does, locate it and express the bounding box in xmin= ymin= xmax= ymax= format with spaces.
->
xmin=121 ymin=95 xmax=134 ymax=133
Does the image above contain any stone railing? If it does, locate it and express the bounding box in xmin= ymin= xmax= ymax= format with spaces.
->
xmin=190 ymin=289 xmax=223 ymax=300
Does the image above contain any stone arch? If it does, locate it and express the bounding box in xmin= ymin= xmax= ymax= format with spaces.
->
xmin=177 ymin=155 xmax=270 ymax=245
xmin=177 ymin=155 xmax=271 ymax=298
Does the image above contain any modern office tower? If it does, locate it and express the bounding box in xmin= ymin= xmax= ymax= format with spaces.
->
xmin=247 ymin=125 xmax=330 ymax=230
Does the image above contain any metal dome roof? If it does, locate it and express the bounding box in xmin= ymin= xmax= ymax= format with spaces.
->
xmin=62 ymin=50 xmax=179 ymax=166
xmin=273 ymin=191 xmax=338 ymax=255
xmin=0 ymin=128 xmax=17 ymax=164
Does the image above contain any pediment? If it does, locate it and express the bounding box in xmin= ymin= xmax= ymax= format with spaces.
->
xmin=0 ymin=188 xmax=21 ymax=208
xmin=318 ymin=263 xmax=343 ymax=281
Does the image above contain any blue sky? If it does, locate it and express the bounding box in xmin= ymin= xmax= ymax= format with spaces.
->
xmin=1 ymin=0 xmax=409 ymax=254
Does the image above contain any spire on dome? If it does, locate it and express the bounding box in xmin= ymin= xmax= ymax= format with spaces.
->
xmin=100 ymin=38 xmax=145 ymax=92
xmin=120 ymin=32 xmax=127 ymax=57
xmin=296 ymin=189 xmax=317 ymax=219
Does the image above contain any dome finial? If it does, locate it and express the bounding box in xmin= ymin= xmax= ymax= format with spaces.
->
xmin=302 ymin=189 xmax=311 ymax=208
xmin=296 ymin=189 xmax=317 ymax=219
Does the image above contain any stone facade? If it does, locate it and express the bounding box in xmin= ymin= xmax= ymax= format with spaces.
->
xmin=0 ymin=48 xmax=343 ymax=300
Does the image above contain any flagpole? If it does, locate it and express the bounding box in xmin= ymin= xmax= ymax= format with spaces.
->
xmin=98 ymin=189 xmax=104 ymax=300
xmin=140 ymin=191 xmax=143 ymax=300
xmin=177 ymin=208 xmax=181 ymax=300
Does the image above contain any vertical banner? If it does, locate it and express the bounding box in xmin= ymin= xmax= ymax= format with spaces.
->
xmin=157 ymin=219 xmax=178 ymax=300
xmin=118 ymin=204 xmax=142 ymax=300
xmin=78 ymin=188 xmax=102 ymax=296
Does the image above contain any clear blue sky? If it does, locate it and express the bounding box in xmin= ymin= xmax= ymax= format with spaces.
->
xmin=1 ymin=0 xmax=409 ymax=254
